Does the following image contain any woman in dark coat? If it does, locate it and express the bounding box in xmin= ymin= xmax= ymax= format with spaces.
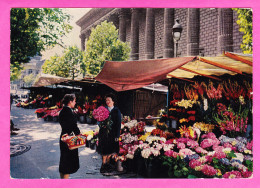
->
xmin=98 ymin=94 xmax=121 ymax=174
xmin=59 ymin=94 xmax=80 ymax=179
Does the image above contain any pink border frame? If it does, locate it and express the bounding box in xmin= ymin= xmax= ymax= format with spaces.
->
xmin=1 ymin=0 xmax=259 ymax=187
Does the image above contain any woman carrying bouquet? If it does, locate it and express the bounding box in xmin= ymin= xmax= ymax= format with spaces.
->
xmin=59 ymin=94 xmax=80 ymax=179
xmin=98 ymin=94 xmax=121 ymax=174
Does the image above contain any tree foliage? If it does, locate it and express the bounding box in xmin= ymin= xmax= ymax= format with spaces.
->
xmin=42 ymin=46 xmax=85 ymax=79
xmin=85 ymin=21 xmax=131 ymax=76
xmin=233 ymin=8 xmax=252 ymax=54
xmin=23 ymin=73 xmax=36 ymax=86
xmin=10 ymin=8 xmax=72 ymax=80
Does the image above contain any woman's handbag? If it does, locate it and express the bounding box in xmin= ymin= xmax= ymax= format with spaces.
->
xmin=61 ymin=133 xmax=87 ymax=150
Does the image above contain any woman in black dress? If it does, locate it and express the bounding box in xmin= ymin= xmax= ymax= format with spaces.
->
xmin=98 ymin=94 xmax=121 ymax=174
xmin=59 ymin=94 xmax=80 ymax=179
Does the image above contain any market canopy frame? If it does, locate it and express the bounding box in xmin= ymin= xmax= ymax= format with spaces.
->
xmin=95 ymin=51 xmax=252 ymax=92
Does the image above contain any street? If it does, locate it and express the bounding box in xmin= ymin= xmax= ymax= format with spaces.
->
xmin=10 ymin=105 xmax=138 ymax=179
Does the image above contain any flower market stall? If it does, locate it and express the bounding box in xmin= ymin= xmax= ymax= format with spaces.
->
xmin=85 ymin=51 xmax=253 ymax=178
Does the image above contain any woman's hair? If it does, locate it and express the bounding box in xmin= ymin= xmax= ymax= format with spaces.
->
xmin=62 ymin=94 xmax=76 ymax=106
xmin=105 ymin=93 xmax=117 ymax=104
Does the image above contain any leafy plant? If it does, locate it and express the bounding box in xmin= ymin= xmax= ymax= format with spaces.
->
xmin=85 ymin=21 xmax=131 ymax=76
xmin=11 ymin=8 xmax=72 ymax=80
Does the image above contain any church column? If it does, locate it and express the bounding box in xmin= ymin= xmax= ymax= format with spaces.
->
xmin=163 ymin=8 xmax=175 ymax=58
xmin=145 ymin=8 xmax=155 ymax=59
xmin=218 ymin=8 xmax=233 ymax=54
xmin=119 ymin=8 xmax=128 ymax=42
xmin=187 ymin=8 xmax=200 ymax=56
xmin=130 ymin=8 xmax=141 ymax=60
xmin=80 ymin=34 xmax=86 ymax=51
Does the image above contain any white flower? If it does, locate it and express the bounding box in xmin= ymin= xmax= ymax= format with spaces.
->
xmin=126 ymin=154 xmax=134 ymax=159
xmin=87 ymin=135 xmax=93 ymax=141
xmin=141 ymin=148 xmax=152 ymax=159
xmin=223 ymin=147 xmax=232 ymax=154
xmin=207 ymin=151 xmax=216 ymax=156
xmin=163 ymin=144 xmax=174 ymax=152
xmin=233 ymin=153 xmax=244 ymax=163
xmin=151 ymin=148 xmax=160 ymax=156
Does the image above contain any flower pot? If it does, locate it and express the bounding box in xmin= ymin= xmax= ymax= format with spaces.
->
xmin=86 ymin=117 xmax=92 ymax=124
xmin=117 ymin=161 xmax=124 ymax=172
xmin=125 ymin=159 xmax=135 ymax=173
xmin=90 ymin=142 xmax=96 ymax=150
xmin=85 ymin=140 xmax=90 ymax=148
xmin=53 ymin=116 xmax=59 ymax=122
xmin=79 ymin=115 xmax=86 ymax=123
xmin=47 ymin=116 xmax=53 ymax=121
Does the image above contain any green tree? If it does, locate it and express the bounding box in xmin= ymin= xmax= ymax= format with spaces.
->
xmin=233 ymin=8 xmax=252 ymax=54
xmin=11 ymin=8 xmax=72 ymax=80
xmin=85 ymin=21 xmax=131 ymax=76
xmin=23 ymin=73 xmax=36 ymax=86
xmin=42 ymin=46 xmax=85 ymax=79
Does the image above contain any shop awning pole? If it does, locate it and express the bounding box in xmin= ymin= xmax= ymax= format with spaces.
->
xmin=224 ymin=52 xmax=253 ymax=66
xmin=179 ymin=67 xmax=222 ymax=81
xmin=199 ymin=57 xmax=243 ymax=74
xmin=167 ymin=74 xmax=195 ymax=83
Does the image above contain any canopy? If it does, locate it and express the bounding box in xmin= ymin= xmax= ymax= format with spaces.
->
xmin=33 ymin=73 xmax=69 ymax=87
xmin=95 ymin=52 xmax=252 ymax=91
xmin=95 ymin=57 xmax=196 ymax=91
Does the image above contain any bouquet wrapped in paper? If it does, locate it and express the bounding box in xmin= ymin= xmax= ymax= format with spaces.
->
xmin=61 ymin=133 xmax=87 ymax=150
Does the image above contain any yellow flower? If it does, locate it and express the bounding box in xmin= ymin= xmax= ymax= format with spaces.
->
xmin=139 ymin=132 xmax=151 ymax=141
xmin=179 ymin=118 xmax=188 ymax=123
xmin=195 ymin=166 xmax=203 ymax=171
xmin=244 ymin=150 xmax=252 ymax=154
xmin=216 ymin=169 xmax=222 ymax=176
xmin=232 ymin=141 xmax=237 ymax=146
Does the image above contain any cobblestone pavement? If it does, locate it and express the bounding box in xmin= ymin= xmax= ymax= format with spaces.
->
xmin=10 ymin=105 xmax=140 ymax=179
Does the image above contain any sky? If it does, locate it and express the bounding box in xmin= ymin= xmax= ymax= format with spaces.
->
xmin=41 ymin=8 xmax=91 ymax=60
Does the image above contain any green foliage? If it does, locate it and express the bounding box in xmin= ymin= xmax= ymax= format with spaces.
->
xmin=85 ymin=21 xmax=131 ymax=76
xmin=233 ymin=8 xmax=252 ymax=54
xmin=23 ymin=73 xmax=37 ymax=86
xmin=42 ymin=46 xmax=86 ymax=79
xmin=10 ymin=8 xmax=72 ymax=81
xmin=160 ymin=155 xmax=191 ymax=178
xmin=10 ymin=62 xmax=23 ymax=81
xmin=245 ymin=160 xmax=253 ymax=172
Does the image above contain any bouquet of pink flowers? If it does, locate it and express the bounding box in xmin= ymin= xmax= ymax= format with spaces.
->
xmin=93 ymin=106 xmax=109 ymax=121
xmin=93 ymin=106 xmax=112 ymax=130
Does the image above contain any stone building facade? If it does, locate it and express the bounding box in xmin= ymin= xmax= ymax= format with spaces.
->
xmin=76 ymin=8 xmax=243 ymax=60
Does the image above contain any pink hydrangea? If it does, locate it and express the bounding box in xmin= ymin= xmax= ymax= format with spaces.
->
xmin=213 ymin=151 xmax=226 ymax=159
xmin=201 ymin=165 xmax=217 ymax=177
xmin=165 ymin=150 xmax=173 ymax=157
xmin=205 ymin=155 xmax=213 ymax=163
xmin=246 ymin=140 xmax=253 ymax=150
xmin=177 ymin=142 xmax=186 ymax=149
xmin=201 ymin=138 xmax=220 ymax=149
xmin=189 ymin=159 xmax=202 ymax=169
xmin=195 ymin=147 xmax=208 ymax=154
xmin=223 ymin=171 xmax=242 ymax=178
xmin=164 ymin=150 xmax=178 ymax=158
xmin=201 ymin=132 xmax=216 ymax=139
xmin=177 ymin=137 xmax=189 ymax=144
xmin=223 ymin=142 xmax=233 ymax=149
xmin=241 ymin=169 xmax=253 ymax=178
xmin=92 ymin=106 xmax=110 ymax=121
xmin=200 ymin=139 xmax=213 ymax=149
xmin=179 ymin=148 xmax=194 ymax=156
xmin=213 ymin=145 xmax=224 ymax=152
xmin=187 ymin=140 xmax=199 ymax=148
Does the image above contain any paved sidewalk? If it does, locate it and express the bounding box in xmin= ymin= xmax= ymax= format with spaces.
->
xmin=10 ymin=105 xmax=139 ymax=179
